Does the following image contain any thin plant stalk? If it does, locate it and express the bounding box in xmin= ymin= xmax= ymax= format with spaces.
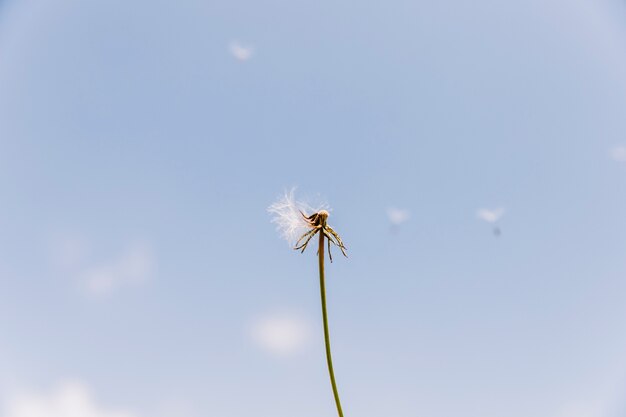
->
xmin=318 ymin=232 xmax=344 ymax=417
xmin=269 ymin=195 xmax=348 ymax=414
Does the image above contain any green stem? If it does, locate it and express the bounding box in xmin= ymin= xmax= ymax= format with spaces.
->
xmin=318 ymin=232 xmax=345 ymax=417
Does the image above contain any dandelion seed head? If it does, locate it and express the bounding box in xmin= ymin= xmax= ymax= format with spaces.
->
xmin=268 ymin=188 xmax=327 ymax=245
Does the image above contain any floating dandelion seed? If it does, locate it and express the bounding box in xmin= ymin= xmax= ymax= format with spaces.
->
xmin=477 ymin=207 xmax=505 ymax=237
xmin=477 ymin=207 xmax=505 ymax=223
xmin=268 ymin=189 xmax=348 ymax=417
xmin=229 ymin=41 xmax=253 ymax=61
xmin=387 ymin=207 xmax=410 ymax=226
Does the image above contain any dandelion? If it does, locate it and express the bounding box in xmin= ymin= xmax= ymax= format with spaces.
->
xmin=268 ymin=189 xmax=348 ymax=417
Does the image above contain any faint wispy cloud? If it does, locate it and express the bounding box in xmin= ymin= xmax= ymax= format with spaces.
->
xmin=80 ymin=242 xmax=156 ymax=296
xmin=249 ymin=313 xmax=310 ymax=356
xmin=229 ymin=41 xmax=253 ymax=61
xmin=476 ymin=207 xmax=505 ymax=223
xmin=386 ymin=207 xmax=410 ymax=226
xmin=609 ymin=146 xmax=626 ymax=163
xmin=553 ymin=376 xmax=626 ymax=417
xmin=3 ymin=380 xmax=139 ymax=417
xmin=49 ymin=235 xmax=156 ymax=296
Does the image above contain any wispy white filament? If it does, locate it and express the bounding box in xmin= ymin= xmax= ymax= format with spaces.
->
xmin=268 ymin=189 xmax=325 ymax=245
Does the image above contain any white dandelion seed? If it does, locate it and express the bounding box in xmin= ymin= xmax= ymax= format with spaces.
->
xmin=477 ymin=207 xmax=505 ymax=223
xmin=229 ymin=41 xmax=253 ymax=61
xmin=386 ymin=207 xmax=410 ymax=226
xmin=268 ymin=188 xmax=327 ymax=245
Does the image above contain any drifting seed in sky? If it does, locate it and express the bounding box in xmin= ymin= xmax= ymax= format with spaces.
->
xmin=477 ymin=207 xmax=505 ymax=237
xmin=229 ymin=41 xmax=253 ymax=61
xmin=387 ymin=207 xmax=410 ymax=226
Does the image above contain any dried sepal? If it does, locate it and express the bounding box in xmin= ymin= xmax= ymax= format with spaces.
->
xmin=293 ymin=209 xmax=347 ymax=262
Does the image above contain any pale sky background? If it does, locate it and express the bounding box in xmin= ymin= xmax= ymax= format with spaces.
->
xmin=1 ymin=0 xmax=626 ymax=416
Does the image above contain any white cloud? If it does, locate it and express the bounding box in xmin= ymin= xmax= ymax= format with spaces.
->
xmin=551 ymin=356 xmax=626 ymax=417
xmin=249 ymin=313 xmax=310 ymax=356
xmin=48 ymin=234 xmax=156 ymax=297
xmin=609 ymin=146 xmax=626 ymax=162
xmin=3 ymin=380 xmax=139 ymax=417
xmin=80 ymin=242 xmax=156 ymax=296
xmin=477 ymin=207 xmax=505 ymax=223
xmin=229 ymin=41 xmax=253 ymax=61
xmin=386 ymin=207 xmax=410 ymax=226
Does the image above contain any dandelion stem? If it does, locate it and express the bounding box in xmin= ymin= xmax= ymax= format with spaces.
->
xmin=318 ymin=232 xmax=345 ymax=417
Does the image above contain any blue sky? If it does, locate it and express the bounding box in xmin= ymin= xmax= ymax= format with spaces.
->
xmin=1 ymin=0 xmax=626 ymax=416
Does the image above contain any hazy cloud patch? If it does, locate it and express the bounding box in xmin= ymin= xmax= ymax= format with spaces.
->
xmin=80 ymin=242 xmax=156 ymax=296
xmin=3 ymin=380 xmax=139 ymax=417
xmin=48 ymin=235 xmax=156 ymax=297
xmin=609 ymin=146 xmax=626 ymax=163
xmin=249 ymin=313 xmax=310 ymax=356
